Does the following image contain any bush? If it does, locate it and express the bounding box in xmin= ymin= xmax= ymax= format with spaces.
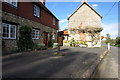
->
xmin=34 ymin=43 xmax=47 ymax=50
xmin=17 ymin=25 xmax=34 ymax=51
xmin=48 ymin=40 xmax=53 ymax=48
xmin=114 ymin=37 xmax=120 ymax=47
xmin=75 ymin=41 xmax=79 ymax=47
xmin=115 ymin=37 xmax=120 ymax=45
xmin=53 ymin=43 xmax=59 ymax=48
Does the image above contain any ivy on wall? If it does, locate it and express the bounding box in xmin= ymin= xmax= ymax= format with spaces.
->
xmin=17 ymin=25 xmax=34 ymax=51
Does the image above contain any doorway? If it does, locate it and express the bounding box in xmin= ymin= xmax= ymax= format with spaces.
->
xmin=43 ymin=31 xmax=48 ymax=46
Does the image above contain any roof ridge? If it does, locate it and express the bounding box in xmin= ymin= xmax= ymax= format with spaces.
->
xmin=68 ymin=2 xmax=102 ymax=20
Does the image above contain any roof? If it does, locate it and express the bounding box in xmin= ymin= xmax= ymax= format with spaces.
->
xmin=35 ymin=2 xmax=59 ymax=21
xmin=58 ymin=29 xmax=69 ymax=35
xmin=68 ymin=2 xmax=102 ymax=20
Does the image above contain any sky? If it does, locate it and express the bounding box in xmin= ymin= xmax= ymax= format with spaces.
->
xmin=46 ymin=2 xmax=118 ymax=39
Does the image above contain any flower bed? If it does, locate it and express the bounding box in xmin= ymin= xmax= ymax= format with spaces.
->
xmin=63 ymin=38 xmax=88 ymax=48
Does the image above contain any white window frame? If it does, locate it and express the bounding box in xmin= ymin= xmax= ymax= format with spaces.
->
xmin=2 ymin=23 xmax=16 ymax=39
xmin=34 ymin=5 xmax=40 ymax=17
xmin=32 ymin=29 xmax=39 ymax=40
xmin=4 ymin=0 xmax=18 ymax=7
xmin=53 ymin=18 xmax=56 ymax=25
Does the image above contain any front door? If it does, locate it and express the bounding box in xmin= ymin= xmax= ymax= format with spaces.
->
xmin=43 ymin=32 xmax=48 ymax=46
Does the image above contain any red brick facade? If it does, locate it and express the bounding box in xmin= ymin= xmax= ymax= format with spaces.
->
xmin=2 ymin=2 xmax=59 ymax=30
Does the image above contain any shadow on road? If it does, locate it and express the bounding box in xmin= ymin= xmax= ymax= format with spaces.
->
xmin=2 ymin=47 xmax=105 ymax=78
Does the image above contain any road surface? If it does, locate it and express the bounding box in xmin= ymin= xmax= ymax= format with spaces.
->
xmin=92 ymin=46 xmax=119 ymax=79
xmin=2 ymin=47 xmax=106 ymax=78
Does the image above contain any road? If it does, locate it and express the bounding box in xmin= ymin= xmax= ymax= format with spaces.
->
xmin=2 ymin=47 xmax=106 ymax=78
xmin=92 ymin=46 xmax=119 ymax=78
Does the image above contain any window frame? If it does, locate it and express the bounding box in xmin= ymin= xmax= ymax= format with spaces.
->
xmin=4 ymin=0 xmax=18 ymax=7
xmin=32 ymin=29 xmax=39 ymax=40
xmin=33 ymin=5 xmax=40 ymax=18
xmin=53 ymin=17 xmax=56 ymax=26
xmin=2 ymin=23 xmax=17 ymax=39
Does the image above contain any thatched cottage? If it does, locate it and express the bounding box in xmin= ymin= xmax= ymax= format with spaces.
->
xmin=68 ymin=0 xmax=103 ymax=47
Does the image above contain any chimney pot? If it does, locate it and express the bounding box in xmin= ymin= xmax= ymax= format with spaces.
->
xmin=82 ymin=0 xmax=88 ymax=3
xmin=40 ymin=0 xmax=46 ymax=5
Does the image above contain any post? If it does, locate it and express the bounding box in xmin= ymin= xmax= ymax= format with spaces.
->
xmin=58 ymin=44 xmax=60 ymax=54
xmin=108 ymin=43 xmax=110 ymax=50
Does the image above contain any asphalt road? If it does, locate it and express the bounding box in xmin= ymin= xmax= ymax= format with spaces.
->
xmin=2 ymin=47 xmax=106 ymax=78
xmin=92 ymin=46 xmax=119 ymax=78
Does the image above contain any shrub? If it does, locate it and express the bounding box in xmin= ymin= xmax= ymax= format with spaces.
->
xmin=34 ymin=43 xmax=47 ymax=50
xmin=79 ymin=41 xmax=83 ymax=44
xmin=115 ymin=37 xmax=120 ymax=45
xmin=17 ymin=25 xmax=34 ymax=51
xmin=53 ymin=43 xmax=59 ymax=48
xmin=48 ymin=34 xmax=54 ymax=48
xmin=38 ymin=44 xmax=47 ymax=50
xmin=75 ymin=41 xmax=79 ymax=47
xmin=48 ymin=40 xmax=53 ymax=47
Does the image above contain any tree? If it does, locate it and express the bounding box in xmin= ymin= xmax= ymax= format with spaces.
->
xmin=17 ymin=25 xmax=34 ymax=51
xmin=105 ymin=34 xmax=112 ymax=44
xmin=115 ymin=37 xmax=120 ymax=47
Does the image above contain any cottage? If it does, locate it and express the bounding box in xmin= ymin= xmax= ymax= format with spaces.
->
xmin=68 ymin=0 xmax=103 ymax=47
xmin=2 ymin=0 xmax=59 ymax=53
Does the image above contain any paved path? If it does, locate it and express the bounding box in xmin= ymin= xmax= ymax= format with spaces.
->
xmin=2 ymin=47 xmax=106 ymax=78
xmin=92 ymin=46 xmax=119 ymax=78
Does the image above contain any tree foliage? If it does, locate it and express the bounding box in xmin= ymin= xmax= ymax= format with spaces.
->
xmin=115 ymin=37 xmax=120 ymax=47
xmin=17 ymin=25 xmax=34 ymax=51
xmin=115 ymin=37 xmax=120 ymax=44
xmin=105 ymin=34 xmax=112 ymax=44
xmin=105 ymin=34 xmax=120 ymax=47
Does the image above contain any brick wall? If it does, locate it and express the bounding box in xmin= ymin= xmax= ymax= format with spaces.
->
xmin=2 ymin=2 xmax=59 ymax=30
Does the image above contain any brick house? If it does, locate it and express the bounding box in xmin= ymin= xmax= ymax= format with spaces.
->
xmin=68 ymin=0 xmax=103 ymax=47
xmin=2 ymin=0 xmax=59 ymax=53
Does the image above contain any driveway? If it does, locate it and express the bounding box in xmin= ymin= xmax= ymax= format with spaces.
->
xmin=2 ymin=46 xmax=107 ymax=78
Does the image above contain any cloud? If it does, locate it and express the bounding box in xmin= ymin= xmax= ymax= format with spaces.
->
xmin=59 ymin=29 xmax=66 ymax=31
xmin=59 ymin=19 xmax=68 ymax=23
xmin=101 ymin=23 xmax=118 ymax=39
xmin=67 ymin=14 xmax=71 ymax=17
xmin=92 ymin=4 xmax=98 ymax=7
xmin=63 ymin=26 xmax=68 ymax=28
xmin=74 ymin=0 xmax=81 ymax=2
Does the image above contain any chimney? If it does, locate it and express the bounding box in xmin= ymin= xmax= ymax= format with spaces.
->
xmin=81 ymin=0 xmax=88 ymax=3
xmin=40 ymin=0 xmax=46 ymax=5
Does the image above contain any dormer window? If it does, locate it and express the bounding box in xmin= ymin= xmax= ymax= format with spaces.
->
xmin=34 ymin=5 xmax=40 ymax=17
xmin=4 ymin=0 xmax=17 ymax=7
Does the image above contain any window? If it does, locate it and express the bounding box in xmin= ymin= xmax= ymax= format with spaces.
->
xmin=34 ymin=5 xmax=40 ymax=17
xmin=53 ymin=18 xmax=56 ymax=25
xmin=32 ymin=29 xmax=39 ymax=39
xmin=2 ymin=23 xmax=16 ymax=39
xmin=52 ymin=34 xmax=55 ymax=39
xmin=4 ymin=0 xmax=17 ymax=7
